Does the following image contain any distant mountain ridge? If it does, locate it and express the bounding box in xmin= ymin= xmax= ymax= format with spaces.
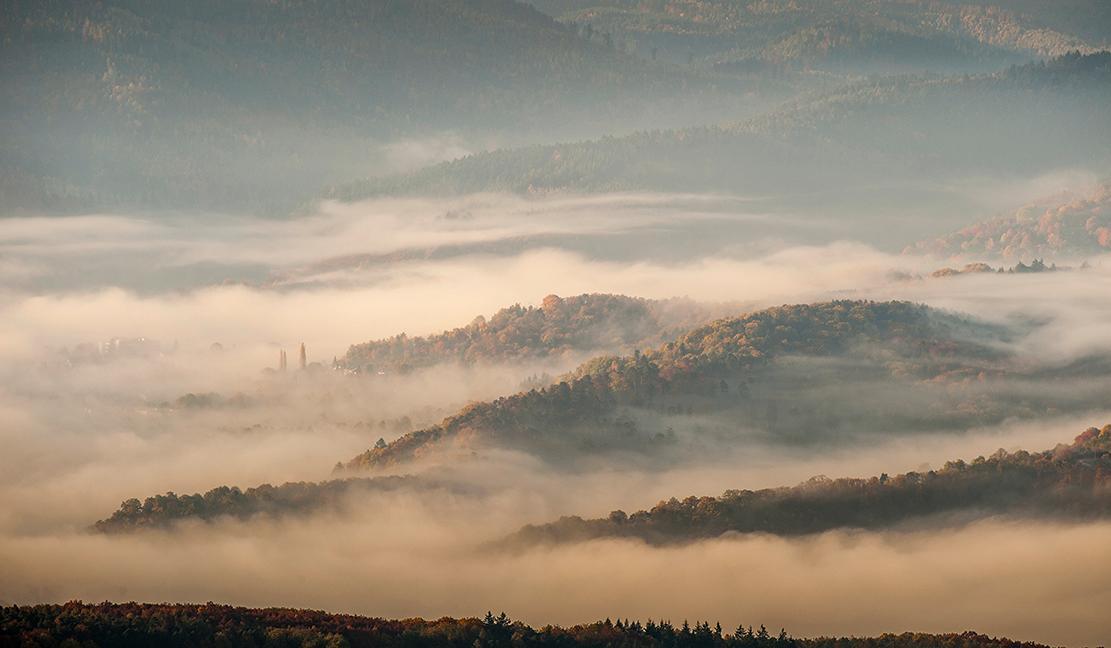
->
xmin=0 ymin=0 xmax=755 ymax=213
xmin=330 ymin=53 xmax=1111 ymax=204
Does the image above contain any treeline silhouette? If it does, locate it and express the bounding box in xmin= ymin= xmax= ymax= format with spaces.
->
xmin=0 ymin=603 xmax=1059 ymax=648
xmin=508 ymin=425 xmax=1111 ymax=546
xmin=531 ymin=0 xmax=1103 ymax=70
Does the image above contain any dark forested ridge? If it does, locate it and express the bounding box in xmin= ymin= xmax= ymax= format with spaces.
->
xmin=907 ymin=180 xmax=1111 ymax=261
xmin=0 ymin=603 xmax=1063 ymax=648
xmin=507 ymin=425 xmax=1111 ymax=547
xmin=341 ymin=293 xmax=728 ymax=373
xmin=343 ymin=300 xmax=1012 ymax=470
xmin=0 ymin=0 xmax=755 ymax=213
xmin=332 ymin=52 xmax=1111 ymax=203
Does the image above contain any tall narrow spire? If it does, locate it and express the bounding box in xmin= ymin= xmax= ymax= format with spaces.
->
xmin=279 ymin=349 xmax=287 ymax=371
xmin=299 ymin=342 xmax=307 ymax=370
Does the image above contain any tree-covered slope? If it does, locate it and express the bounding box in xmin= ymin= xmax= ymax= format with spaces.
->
xmin=343 ymin=301 xmax=1012 ymax=470
xmin=331 ymin=53 xmax=1111 ymax=202
xmin=341 ymin=293 xmax=727 ymax=373
xmin=906 ymin=180 xmax=1111 ymax=261
xmin=0 ymin=0 xmax=750 ymax=213
xmin=0 ymin=603 xmax=1057 ymax=648
xmin=507 ymin=425 xmax=1111 ymax=546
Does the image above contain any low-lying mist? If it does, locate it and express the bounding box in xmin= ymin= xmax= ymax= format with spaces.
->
xmin=4 ymin=189 xmax=1111 ymax=646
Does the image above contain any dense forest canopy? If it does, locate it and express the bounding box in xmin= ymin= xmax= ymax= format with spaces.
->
xmin=341 ymin=293 xmax=727 ymax=373
xmin=507 ymin=424 xmax=1111 ymax=546
xmin=0 ymin=603 xmax=1059 ymax=648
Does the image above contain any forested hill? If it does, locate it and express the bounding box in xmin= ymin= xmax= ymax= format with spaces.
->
xmin=527 ymin=0 xmax=1110 ymax=72
xmin=0 ymin=603 xmax=1058 ymax=648
xmin=507 ymin=425 xmax=1111 ymax=547
xmin=906 ymin=180 xmax=1111 ymax=261
xmin=331 ymin=52 xmax=1111 ymax=202
xmin=341 ymin=293 xmax=728 ymax=373
xmin=343 ymin=301 xmax=1007 ymax=470
xmin=0 ymin=0 xmax=753 ymax=214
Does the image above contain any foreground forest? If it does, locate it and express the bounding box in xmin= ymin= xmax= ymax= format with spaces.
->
xmin=0 ymin=0 xmax=759 ymax=213
xmin=0 ymin=603 xmax=1065 ymax=648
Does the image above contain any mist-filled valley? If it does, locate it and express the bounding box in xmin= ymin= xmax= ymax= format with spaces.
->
xmin=3 ymin=2 xmax=1111 ymax=648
